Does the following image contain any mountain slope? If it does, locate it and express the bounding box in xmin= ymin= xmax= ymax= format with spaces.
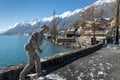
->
xmin=3 ymin=0 xmax=116 ymax=35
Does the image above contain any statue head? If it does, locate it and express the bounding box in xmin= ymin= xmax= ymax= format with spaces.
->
xmin=40 ymin=27 xmax=46 ymax=33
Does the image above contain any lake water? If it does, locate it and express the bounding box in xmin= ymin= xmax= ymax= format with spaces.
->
xmin=0 ymin=36 xmax=70 ymax=68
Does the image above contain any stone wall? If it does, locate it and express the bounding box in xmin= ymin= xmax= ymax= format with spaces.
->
xmin=0 ymin=40 xmax=105 ymax=80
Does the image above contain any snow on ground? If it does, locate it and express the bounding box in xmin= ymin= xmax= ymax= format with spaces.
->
xmin=31 ymin=74 xmax=66 ymax=80
xmin=107 ymin=44 xmax=120 ymax=49
xmin=31 ymin=44 xmax=120 ymax=80
xmin=76 ymin=61 xmax=112 ymax=80
xmin=45 ymin=74 xmax=66 ymax=80
xmin=75 ymin=52 xmax=113 ymax=80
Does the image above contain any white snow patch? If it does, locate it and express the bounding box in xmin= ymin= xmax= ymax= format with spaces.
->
xmin=98 ymin=71 xmax=104 ymax=75
xmin=8 ymin=23 xmax=19 ymax=29
xmin=75 ymin=70 xmax=79 ymax=73
xmin=100 ymin=79 xmax=105 ymax=80
xmin=89 ymin=60 xmax=94 ymax=64
xmin=77 ymin=72 xmax=86 ymax=80
xmin=93 ymin=64 xmax=97 ymax=67
xmin=90 ymin=67 xmax=96 ymax=72
xmin=67 ymin=66 xmax=71 ymax=72
xmin=99 ymin=63 xmax=105 ymax=71
xmin=104 ymin=17 xmax=111 ymax=20
xmin=59 ymin=11 xmax=72 ymax=18
xmin=24 ymin=19 xmax=39 ymax=25
xmin=94 ymin=0 xmax=116 ymax=5
xmin=42 ymin=16 xmax=53 ymax=22
xmin=91 ymin=57 xmax=95 ymax=59
xmin=68 ymin=68 xmax=71 ymax=72
xmin=106 ymin=62 xmax=112 ymax=69
xmin=80 ymin=72 xmax=84 ymax=77
xmin=96 ymin=58 xmax=99 ymax=60
xmin=106 ymin=62 xmax=112 ymax=66
xmin=77 ymin=76 xmax=82 ymax=80
xmin=74 ymin=9 xmax=82 ymax=13
xmin=89 ymin=72 xmax=94 ymax=78
xmin=45 ymin=74 xmax=66 ymax=80
xmin=106 ymin=66 xmax=111 ymax=69
xmin=80 ymin=62 xmax=83 ymax=65
xmin=30 ymin=20 xmax=38 ymax=25
xmin=13 ymin=23 xmax=19 ymax=27
xmin=64 ymin=71 xmax=67 ymax=74
xmin=71 ymin=74 xmax=74 ymax=76
xmin=37 ymin=76 xmax=45 ymax=80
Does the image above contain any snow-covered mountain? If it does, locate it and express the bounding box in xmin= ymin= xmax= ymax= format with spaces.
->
xmin=3 ymin=0 xmax=116 ymax=35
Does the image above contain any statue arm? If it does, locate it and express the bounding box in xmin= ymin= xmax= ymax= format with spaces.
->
xmin=36 ymin=47 xmax=43 ymax=53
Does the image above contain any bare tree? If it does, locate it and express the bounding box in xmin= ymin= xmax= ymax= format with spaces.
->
xmin=50 ymin=10 xmax=57 ymax=40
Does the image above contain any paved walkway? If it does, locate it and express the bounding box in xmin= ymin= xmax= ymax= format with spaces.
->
xmin=34 ymin=45 xmax=120 ymax=80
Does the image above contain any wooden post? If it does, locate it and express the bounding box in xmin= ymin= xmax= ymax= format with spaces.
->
xmin=115 ymin=0 xmax=119 ymax=44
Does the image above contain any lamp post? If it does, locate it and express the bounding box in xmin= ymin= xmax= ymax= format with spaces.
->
xmin=115 ymin=0 xmax=119 ymax=44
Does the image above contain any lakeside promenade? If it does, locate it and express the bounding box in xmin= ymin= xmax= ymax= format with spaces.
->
xmin=1 ymin=41 xmax=120 ymax=80
xmin=36 ymin=44 xmax=120 ymax=80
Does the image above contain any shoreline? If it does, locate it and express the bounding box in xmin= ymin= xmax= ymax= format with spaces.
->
xmin=0 ymin=40 xmax=104 ymax=80
xmin=0 ymin=36 xmax=105 ymax=68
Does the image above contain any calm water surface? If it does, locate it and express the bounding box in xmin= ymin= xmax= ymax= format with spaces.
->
xmin=0 ymin=36 xmax=70 ymax=68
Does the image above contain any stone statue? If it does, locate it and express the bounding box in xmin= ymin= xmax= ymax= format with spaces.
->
xmin=19 ymin=29 xmax=45 ymax=80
